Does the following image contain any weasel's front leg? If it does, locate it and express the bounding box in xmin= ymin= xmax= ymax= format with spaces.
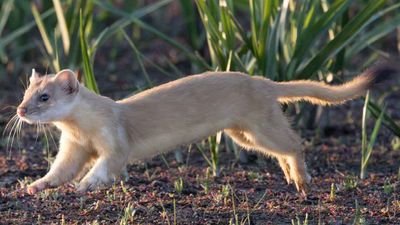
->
xmin=77 ymin=154 xmax=127 ymax=193
xmin=27 ymin=136 xmax=90 ymax=194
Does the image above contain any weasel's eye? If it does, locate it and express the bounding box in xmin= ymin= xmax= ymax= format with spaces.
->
xmin=39 ymin=94 xmax=50 ymax=102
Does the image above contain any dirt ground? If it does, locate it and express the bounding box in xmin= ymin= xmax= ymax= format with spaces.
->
xmin=0 ymin=86 xmax=399 ymax=224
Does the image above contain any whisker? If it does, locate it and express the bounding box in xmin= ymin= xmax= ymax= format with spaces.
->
xmin=7 ymin=117 xmax=20 ymax=158
xmin=6 ymin=116 xmax=18 ymax=148
xmin=0 ymin=112 xmax=18 ymax=121
xmin=9 ymin=118 xmax=21 ymax=152
xmin=40 ymin=123 xmax=52 ymax=170
xmin=3 ymin=115 xmax=18 ymax=137
xmin=5 ymin=124 xmax=15 ymax=158
xmin=42 ymin=123 xmax=50 ymax=150
xmin=16 ymin=119 xmax=23 ymax=151
xmin=19 ymin=77 xmax=27 ymax=90
xmin=44 ymin=125 xmax=58 ymax=149
xmin=34 ymin=122 xmax=40 ymax=145
xmin=0 ymin=105 xmax=18 ymax=112
xmin=38 ymin=123 xmax=44 ymax=149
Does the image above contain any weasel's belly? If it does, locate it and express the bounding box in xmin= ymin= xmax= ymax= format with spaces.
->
xmin=129 ymin=119 xmax=230 ymax=160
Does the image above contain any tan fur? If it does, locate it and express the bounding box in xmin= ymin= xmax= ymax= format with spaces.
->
xmin=17 ymin=69 xmax=377 ymax=195
xmin=275 ymin=75 xmax=374 ymax=105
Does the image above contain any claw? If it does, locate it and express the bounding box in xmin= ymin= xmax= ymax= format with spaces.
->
xmin=27 ymin=179 xmax=49 ymax=195
xmin=298 ymin=182 xmax=310 ymax=198
xmin=27 ymin=186 xmax=38 ymax=195
xmin=76 ymin=182 xmax=91 ymax=193
xmin=293 ymin=177 xmax=310 ymax=197
xmin=77 ymin=177 xmax=104 ymax=193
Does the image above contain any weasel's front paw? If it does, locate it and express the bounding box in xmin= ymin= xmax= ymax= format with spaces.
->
xmin=27 ymin=178 xmax=50 ymax=195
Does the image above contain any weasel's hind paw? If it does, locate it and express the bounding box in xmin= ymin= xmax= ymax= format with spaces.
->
xmin=76 ymin=182 xmax=95 ymax=194
xmin=296 ymin=178 xmax=311 ymax=198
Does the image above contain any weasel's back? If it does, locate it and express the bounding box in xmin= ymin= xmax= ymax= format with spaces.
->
xmin=117 ymin=72 xmax=260 ymax=105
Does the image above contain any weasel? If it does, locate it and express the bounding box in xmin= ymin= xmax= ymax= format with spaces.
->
xmin=16 ymin=67 xmax=393 ymax=195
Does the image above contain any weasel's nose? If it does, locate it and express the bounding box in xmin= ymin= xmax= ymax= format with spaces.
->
xmin=17 ymin=107 xmax=27 ymax=117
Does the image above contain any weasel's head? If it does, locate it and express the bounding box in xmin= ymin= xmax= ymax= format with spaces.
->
xmin=17 ymin=69 xmax=80 ymax=124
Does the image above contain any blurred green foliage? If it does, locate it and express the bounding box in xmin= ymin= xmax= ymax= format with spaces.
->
xmin=0 ymin=0 xmax=399 ymax=135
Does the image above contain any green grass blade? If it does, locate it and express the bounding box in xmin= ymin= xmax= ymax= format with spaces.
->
xmin=226 ymin=50 xmax=233 ymax=71
xmin=346 ymin=3 xmax=400 ymax=58
xmin=31 ymin=2 xmax=60 ymax=72
xmin=79 ymin=10 xmax=99 ymax=93
xmin=291 ymin=0 xmax=349 ymax=65
xmin=208 ymin=132 xmax=222 ymax=177
xmin=233 ymin=52 xmax=251 ymax=74
xmin=265 ymin=0 xmax=289 ymax=79
xmin=227 ymin=12 xmax=254 ymax=56
xmin=196 ymin=0 xmax=226 ymax=67
xmin=94 ymin=0 xmax=210 ymax=69
xmin=219 ymin=0 xmax=235 ymax=50
xmin=0 ymin=0 xmax=14 ymax=36
xmin=93 ymin=0 xmax=173 ymax=21
xmin=365 ymin=106 xmax=385 ymax=163
xmin=52 ymin=0 xmax=70 ymax=54
xmin=362 ymin=105 xmax=385 ymax=170
xmin=0 ymin=8 xmax=54 ymax=48
xmin=0 ymin=0 xmax=14 ymax=62
xmin=121 ymin=30 xmax=153 ymax=88
xmin=296 ymin=0 xmax=386 ymax=79
xmin=178 ymin=0 xmax=200 ymax=49
xmin=331 ymin=11 xmax=350 ymax=73
xmin=135 ymin=18 xmax=210 ymax=70
xmin=195 ymin=143 xmax=212 ymax=168
xmin=91 ymin=0 xmax=172 ymax=50
xmin=367 ymin=101 xmax=400 ymax=137
xmin=256 ymin=0 xmax=274 ymax=72
xmin=31 ymin=3 xmax=54 ymax=57
xmin=297 ymin=0 xmax=317 ymax=32
xmin=361 ymin=91 xmax=369 ymax=160
xmin=249 ymin=0 xmax=259 ymax=57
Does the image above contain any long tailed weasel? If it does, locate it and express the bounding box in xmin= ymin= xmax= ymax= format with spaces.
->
xmin=16 ymin=66 xmax=394 ymax=195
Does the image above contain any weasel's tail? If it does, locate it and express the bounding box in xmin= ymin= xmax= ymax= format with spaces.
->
xmin=275 ymin=65 xmax=397 ymax=105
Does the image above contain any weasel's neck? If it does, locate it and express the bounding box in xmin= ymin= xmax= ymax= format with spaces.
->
xmin=53 ymin=86 xmax=117 ymax=134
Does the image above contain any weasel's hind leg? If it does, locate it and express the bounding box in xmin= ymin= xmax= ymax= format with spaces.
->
xmin=244 ymin=113 xmax=311 ymax=194
xmin=277 ymin=156 xmax=292 ymax=184
xmin=286 ymin=152 xmax=311 ymax=194
xmin=225 ymin=128 xmax=292 ymax=186
xmin=224 ymin=128 xmax=255 ymax=150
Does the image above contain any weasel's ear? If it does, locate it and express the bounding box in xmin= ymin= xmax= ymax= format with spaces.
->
xmin=54 ymin=69 xmax=79 ymax=94
xmin=29 ymin=69 xmax=40 ymax=83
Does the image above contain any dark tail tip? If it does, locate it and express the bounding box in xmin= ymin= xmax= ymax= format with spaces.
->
xmin=364 ymin=59 xmax=399 ymax=88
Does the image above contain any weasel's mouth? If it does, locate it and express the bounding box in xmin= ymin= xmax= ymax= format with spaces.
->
xmin=18 ymin=113 xmax=42 ymax=124
xmin=18 ymin=116 xmax=34 ymax=124
xmin=19 ymin=114 xmax=51 ymax=124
